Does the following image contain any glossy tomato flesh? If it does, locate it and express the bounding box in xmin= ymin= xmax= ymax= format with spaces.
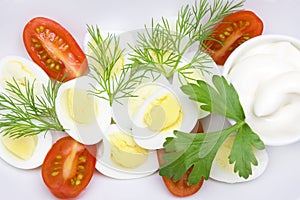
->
xmin=204 ymin=10 xmax=263 ymax=65
xmin=42 ymin=136 xmax=96 ymax=199
xmin=23 ymin=17 xmax=88 ymax=82
xmin=157 ymin=120 xmax=204 ymax=197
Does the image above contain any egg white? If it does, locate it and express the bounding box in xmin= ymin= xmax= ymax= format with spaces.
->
xmin=209 ymin=134 xmax=269 ymax=183
xmin=96 ymin=124 xmax=159 ymax=179
xmin=55 ymin=76 xmax=111 ymax=145
xmin=0 ymin=132 xmax=52 ymax=169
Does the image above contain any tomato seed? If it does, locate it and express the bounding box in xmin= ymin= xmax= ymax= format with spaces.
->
xmin=41 ymin=54 xmax=47 ymax=60
xmin=53 ymin=161 xmax=60 ymax=165
xmin=57 ymin=38 xmax=63 ymax=45
xmin=50 ymin=63 xmax=55 ymax=69
xmin=219 ymin=34 xmax=225 ymax=40
xmin=45 ymin=29 xmax=50 ymax=36
xmin=46 ymin=59 xmax=52 ymax=64
xmin=56 ymin=155 xmax=62 ymax=159
xmin=39 ymin=25 xmax=44 ymax=32
xmin=224 ymin=31 xmax=230 ymax=36
xmin=226 ymin=27 xmax=233 ymax=32
xmin=34 ymin=44 xmax=41 ymax=49
xmin=62 ymin=45 xmax=69 ymax=51
xmin=75 ymin=180 xmax=81 ymax=185
xmin=78 ymin=156 xmax=86 ymax=163
xmin=51 ymin=171 xmax=59 ymax=176
xmin=54 ymin=36 xmax=59 ymax=42
xmin=232 ymin=22 xmax=238 ymax=28
xmin=31 ymin=38 xmax=38 ymax=43
xmin=55 ymin=65 xmax=60 ymax=70
xmin=78 ymin=165 xmax=85 ymax=170
xmin=77 ymin=174 xmax=83 ymax=180
xmin=35 ymin=28 xmax=41 ymax=34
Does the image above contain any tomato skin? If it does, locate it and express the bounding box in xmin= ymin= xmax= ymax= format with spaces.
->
xmin=204 ymin=10 xmax=263 ymax=65
xmin=42 ymin=136 xmax=96 ymax=199
xmin=157 ymin=120 xmax=204 ymax=197
xmin=23 ymin=17 xmax=88 ymax=82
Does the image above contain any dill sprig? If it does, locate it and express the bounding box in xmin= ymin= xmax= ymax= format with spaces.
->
xmin=0 ymin=78 xmax=64 ymax=138
xmin=87 ymin=25 xmax=147 ymax=106
xmin=129 ymin=0 xmax=245 ymax=81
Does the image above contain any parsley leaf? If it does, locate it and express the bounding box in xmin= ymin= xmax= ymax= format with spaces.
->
xmin=180 ymin=75 xmax=245 ymax=122
xmin=159 ymin=75 xmax=265 ymax=184
xmin=229 ymin=123 xmax=265 ymax=179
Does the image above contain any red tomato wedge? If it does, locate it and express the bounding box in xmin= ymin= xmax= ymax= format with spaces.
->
xmin=23 ymin=17 xmax=88 ymax=82
xmin=157 ymin=120 xmax=204 ymax=197
xmin=42 ymin=136 xmax=96 ymax=199
xmin=204 ymin=10 xmax=263 ymax=65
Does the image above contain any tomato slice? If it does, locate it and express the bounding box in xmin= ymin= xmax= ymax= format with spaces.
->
xmin=42 ymin=136 xmax=96 ymax=199
xmin=23 ymin=17 xmax=88 ymax=82
xmin=157 ymin=120 xmax=204 ymax=197
xmin=204 ymin=10 xmax=263 ymax=65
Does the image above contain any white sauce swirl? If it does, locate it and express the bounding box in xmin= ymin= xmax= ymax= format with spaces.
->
xmin=227 ymin=41 xmax=300 ymax=145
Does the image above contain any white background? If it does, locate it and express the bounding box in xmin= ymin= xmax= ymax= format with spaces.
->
xmin=0 ymin=0 xmax=300 ymax=199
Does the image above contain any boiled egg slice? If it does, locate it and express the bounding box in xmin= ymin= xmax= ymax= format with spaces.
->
xmin=96 ymin=124 xmax=158 ymax=179
xmin=55 ymin=76 xmax=111 ymax=145
xmin=0 ymin=56 xmax=50 ymax=96
xmin=209 ymin=134 xmax=268 ymax=183
xmin=112 ymin=72 xmax=199 ymax=149
xmin=0 ymin=131 xmax=52 ymax=169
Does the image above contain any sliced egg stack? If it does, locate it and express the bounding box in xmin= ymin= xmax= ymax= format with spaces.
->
xmin=0 ymin=56 xmax=53 ymax=169
xmin=81 ymin=29 xmax=270 ymax=182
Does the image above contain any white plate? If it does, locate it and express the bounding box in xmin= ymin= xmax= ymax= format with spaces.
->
xmin=0 ymin=0 xmax=300 ymax=200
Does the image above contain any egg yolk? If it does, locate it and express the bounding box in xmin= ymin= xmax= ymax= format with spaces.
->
xmin=61 ymin=88 xmax=98 ymax=125
xmin=144 ymin=93 xmax=182 ymax=132
xmin=108 ymin=132 xmax=148 ymax=168
xmin=215 ymin=135 xmax=235 ymax=173
xmin=128 ymin=84 xmax=183 ymax=133
xmin=1 ymin=135 xmax=37 ymax=160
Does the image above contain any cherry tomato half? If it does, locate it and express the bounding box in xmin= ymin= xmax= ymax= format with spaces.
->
xmin=42 ymin=136 xmax=96 ymax=199
xmin=204 ymin=10 xmax=263 ymax=65
xmin=157 ymin=120 xmax=204 ymax=197
xmin=23 ymin=17 xmax=88 ymax=82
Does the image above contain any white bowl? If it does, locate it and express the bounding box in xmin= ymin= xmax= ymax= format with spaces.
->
xmin=223 ymin=34 xmax=300 ymax=146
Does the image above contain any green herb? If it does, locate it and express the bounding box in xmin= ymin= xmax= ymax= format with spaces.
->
xmin=129 ymin=0 xmax=245 ymax=82
xmin=0 ymin=78 xmax=64 ymax=138
xmin=159 ymin=75 xmax=265 ymax=185
xmin=87 ymin=25 xmax=147 ymax=106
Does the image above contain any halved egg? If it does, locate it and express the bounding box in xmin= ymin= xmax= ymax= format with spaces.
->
xmin=0 ymin=132 xmax=52 ymax=169
xmin=0 ymin=56 xmax=50 ymax=95
xmin=55 ymin=76 xmax=111 ymax=145
xmin=112 ymin=72 xmax=199 ymax=150
xmin=96 ymin=124 xmax=158 ymax=179
xmin=209 ymin=134 xmax=268 ymax=183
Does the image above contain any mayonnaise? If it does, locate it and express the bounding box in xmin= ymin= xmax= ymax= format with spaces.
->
xmin=227 ymin=41 xmax=300 ymax=145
